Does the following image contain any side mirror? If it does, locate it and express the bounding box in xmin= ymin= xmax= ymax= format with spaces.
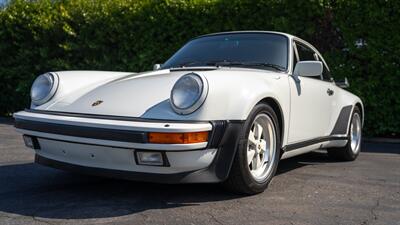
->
xmin=293 ymin=61 xmax=323 ymax=77
xmin=153 ymin=64 xmax=162 ymax=71
xmin=335 ymin=77 xmax=350 ymax=89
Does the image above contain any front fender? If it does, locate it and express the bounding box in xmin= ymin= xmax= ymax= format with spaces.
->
xmin=142 ymin=70 xmax=291 ymax=122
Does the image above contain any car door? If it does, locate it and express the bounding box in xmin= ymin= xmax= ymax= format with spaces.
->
xmin=287 ymin=41 xmax=335 ymax=144
xmin=315 ymin=51 xmax=341 ymax=136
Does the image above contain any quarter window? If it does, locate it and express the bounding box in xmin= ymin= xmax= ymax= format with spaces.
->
xmin=296 ymin=42 xmax=317 ymax=61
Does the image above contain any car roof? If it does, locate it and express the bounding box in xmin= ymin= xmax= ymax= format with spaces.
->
xmin=194 ymin=30 xmax=296 ymax=40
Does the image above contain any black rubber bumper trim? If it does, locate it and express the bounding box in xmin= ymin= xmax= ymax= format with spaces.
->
xmin=33 ymin=120 xmax=245 ymax=183
xmin=181 ymin=120 xmax=245 ymax=182
xmin=24 ymin=109 xmax=212 ymax=124
xmin=207 ymin=120 xmax=227 ymax=148
xmin=17 ymin=110 xmax=238 ymax=150
xmin=15 ymin=118 xmax=148 ymax=143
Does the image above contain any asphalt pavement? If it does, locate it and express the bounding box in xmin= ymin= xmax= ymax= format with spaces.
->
xmin=0 ymin=119 xmax=399 ymax=225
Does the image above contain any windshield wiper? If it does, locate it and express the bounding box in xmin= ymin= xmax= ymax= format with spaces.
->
xmin=176 ymin=61 xmax=205 ymax=68
xmin=246 ymin=62 xmax=286 ymax=71
xmin=207 ymin=61 xmax=286 ymax=72
xmin=173 ymin=60 xmax=286 ymax=72
xmin=206 ymin=61 xmax=244 ymax=67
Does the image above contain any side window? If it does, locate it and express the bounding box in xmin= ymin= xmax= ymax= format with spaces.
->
xmin=295 ymin=42 xmax=320 ymax=79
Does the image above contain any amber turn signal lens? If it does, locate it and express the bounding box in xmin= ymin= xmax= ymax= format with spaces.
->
xmin=148 ymin=131 xmax=209 ymax=144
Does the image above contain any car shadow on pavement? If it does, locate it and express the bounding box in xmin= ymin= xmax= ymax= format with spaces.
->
xmin=0 ymin=152 xmax=333 ymax=220
xmin=276 ymin=151 xmax=335 ymax=175
xmin=0 ymin=162 xmax=240 ymax=219
xmin=0 ymin=143 xmax=397 ymax=220
xmin=277 ymin=142 xmax=400 ymax=175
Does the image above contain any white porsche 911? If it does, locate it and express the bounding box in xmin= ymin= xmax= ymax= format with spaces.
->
xmin=14 ymin=31 xmax=363 ymax=194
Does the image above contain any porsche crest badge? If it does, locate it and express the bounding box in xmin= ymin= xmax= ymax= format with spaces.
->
xmin=91 ymin=100 xmax=103 ymax=107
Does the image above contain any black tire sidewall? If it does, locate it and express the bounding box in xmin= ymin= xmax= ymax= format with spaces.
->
xmin=345 ymin=107 xmax=362 ymax=159
xmin=236 ymin=103 xmax=281 ymax=191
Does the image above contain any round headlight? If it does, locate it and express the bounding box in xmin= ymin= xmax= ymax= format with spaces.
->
xmin=170 ymin=73 xmax=208 ymax=115
xmin=30 ymin=73 xmax=59 ymax=105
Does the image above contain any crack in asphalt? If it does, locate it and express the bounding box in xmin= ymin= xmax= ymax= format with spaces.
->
xmin=361 ymin=197 xmax=381 ymax=225
xmin=207 ymin=212 xmax=224 ymax=225
xmin=370 ymin=198 xmax=380 ymax=221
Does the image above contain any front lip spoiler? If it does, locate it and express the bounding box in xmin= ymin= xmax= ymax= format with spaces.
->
xmin=35 ymin=154 xmax=194 ymax=183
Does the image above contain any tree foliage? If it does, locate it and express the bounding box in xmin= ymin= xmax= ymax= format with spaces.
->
xmin=0 ymin=0 xmax=399 ymax=136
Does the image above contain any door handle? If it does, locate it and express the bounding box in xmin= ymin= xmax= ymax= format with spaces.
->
xmin=327 ymin=88 xmax=334 ymax=96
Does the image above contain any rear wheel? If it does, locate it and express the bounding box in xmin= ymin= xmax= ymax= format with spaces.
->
xmin=328 ymin=106 xmax=362 ymax=161
xmin=224 ymin=104 xmax=280 ymax=195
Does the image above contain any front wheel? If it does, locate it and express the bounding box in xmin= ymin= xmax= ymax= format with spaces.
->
xmin=224 ymin=104 xmax=281 ymax=195
xmin=328 ymin=106 xmax=362 ymax=161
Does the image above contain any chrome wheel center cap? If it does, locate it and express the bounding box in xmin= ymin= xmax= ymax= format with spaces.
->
xmin=257 ymin=144 xmax=261 ymax=153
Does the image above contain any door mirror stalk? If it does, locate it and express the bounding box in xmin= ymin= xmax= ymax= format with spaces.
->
xmin=153 ymin=64 xmax=162 ymax=71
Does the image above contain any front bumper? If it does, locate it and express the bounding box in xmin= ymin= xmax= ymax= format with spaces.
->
xmin=14 ymin=109 xmax=244 ymax=183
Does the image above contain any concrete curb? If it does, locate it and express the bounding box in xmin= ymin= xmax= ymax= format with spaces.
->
xmin=0 ymin=117 xmax=14 ymax=125
xmin=364 ymin=137 xmax=400 ymax=144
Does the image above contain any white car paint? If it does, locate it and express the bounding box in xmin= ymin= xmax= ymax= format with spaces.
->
xmin=37 ymin=138 xmax=217 ymax=174
xmin=14 ymin=31 xmax=364 ymax=182
xmin=288 ymin=76 xmax=335 ymax=143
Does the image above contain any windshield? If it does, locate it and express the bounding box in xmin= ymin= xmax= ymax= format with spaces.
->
xmin=161 ymin=33 xmax=288 ymax=71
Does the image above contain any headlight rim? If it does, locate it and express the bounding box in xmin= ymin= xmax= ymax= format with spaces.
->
xmin=170 ymin=72 xmax=208 ymax=115
xmin=30 ymin=72 xmax=59 ymax=106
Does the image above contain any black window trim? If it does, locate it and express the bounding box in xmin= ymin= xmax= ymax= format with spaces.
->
xmin=315 ymin=54 xmax=333 ymax=82
xmin=292 ymin=41 xmax=300 ymax=74
xmin=292 ymin=38 xmax=333 ymax=82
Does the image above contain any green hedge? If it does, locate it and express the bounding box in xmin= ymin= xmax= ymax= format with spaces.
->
xmin=0 ymin=0 xmax=399 ymax=137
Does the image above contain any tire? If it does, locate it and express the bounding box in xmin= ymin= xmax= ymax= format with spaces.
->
xmin=224 ymin=103 xmax=281 ymax=195
xmin=327 ymin=106 xmax=362 ymax=161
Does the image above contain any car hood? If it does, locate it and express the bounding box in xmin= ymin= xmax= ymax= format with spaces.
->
xmin=44 ymin=69 xmax=181 ymax=117
xmin=42 ymin=68 xmax=283 ymax=119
